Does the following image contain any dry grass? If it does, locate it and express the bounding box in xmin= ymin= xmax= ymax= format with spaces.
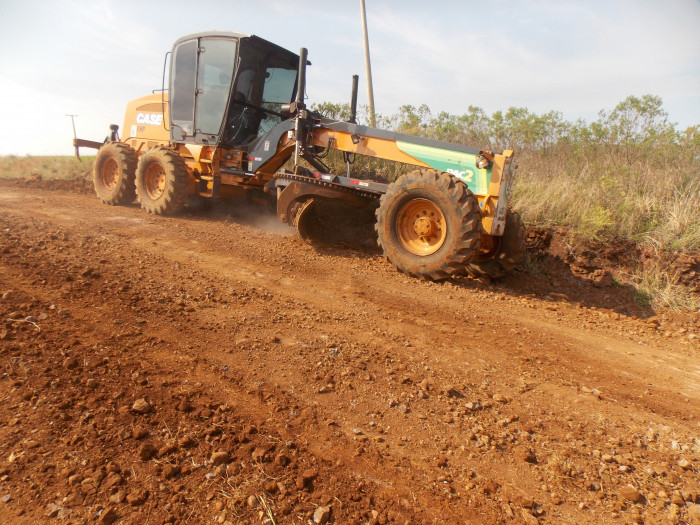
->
xmin=628 ymin=262 xmax=699 ymax=311
xmin=510 ymin=147 xmax=700 ymax=253
xmin=510 ymin=147 xmax=699 ymax=311
xmin=0 ymin=155 xmax=93 ymax=180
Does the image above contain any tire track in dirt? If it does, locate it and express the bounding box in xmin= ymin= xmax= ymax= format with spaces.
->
xmin=0 ymin=183 xmax=698 ymax=524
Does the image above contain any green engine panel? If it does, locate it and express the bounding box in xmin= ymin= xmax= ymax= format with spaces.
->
xmin=396 ymin=141 xmax=490 ymax=196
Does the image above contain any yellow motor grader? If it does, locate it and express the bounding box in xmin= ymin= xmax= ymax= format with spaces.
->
xmin=74 ymin=31 xmax=524 ymax=280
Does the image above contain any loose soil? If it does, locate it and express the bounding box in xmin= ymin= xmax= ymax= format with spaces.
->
xmin=0 ymin=178 xmax=698 ymax=525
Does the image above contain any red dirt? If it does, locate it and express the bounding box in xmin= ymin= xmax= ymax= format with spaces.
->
xmin=0 ymin=179 xmax=698 ymax=525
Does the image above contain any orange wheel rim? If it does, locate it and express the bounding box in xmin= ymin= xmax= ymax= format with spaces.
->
xmin=144 ymin=162 xmax=166 ymax=199
xmin=101 ymin=158 xmax=119 ymax=190
xmin=396 ymin=198 xmax=446 ymax=255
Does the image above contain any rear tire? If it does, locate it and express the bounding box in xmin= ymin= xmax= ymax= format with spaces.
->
xmin=93 ymin=142 xmax=137 ymax=205
xmin=135 ymin=146 xmax=189 ymax=215
xmin=467 ymin=209 xmax=526 ymax=278
xmin=375 ymin=169 xmax=481 ymax=280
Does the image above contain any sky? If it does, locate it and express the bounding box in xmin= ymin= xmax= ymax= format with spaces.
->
xmin=0 ymin=0 xmax=699 ymax=156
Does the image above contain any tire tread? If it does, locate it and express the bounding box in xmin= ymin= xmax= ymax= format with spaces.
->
xmin=135 ymin=146 xmax=190 ymax=216
xmin=93 ymin=142 xmax=137 ymax=205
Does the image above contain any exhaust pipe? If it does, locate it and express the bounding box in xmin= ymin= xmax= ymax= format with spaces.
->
xmin=349 ymin=74 xmax=358 ymax=124
xmin=296 ymin=48 xmax=307 ymax=108
xmin=294 ymin=48 xmax=308 ymax=167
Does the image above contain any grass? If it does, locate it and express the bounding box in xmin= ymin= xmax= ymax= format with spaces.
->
xmin=0 ymin=155 xmax=94 ymax=180
xmin=510 ymin=149 xmax=699 ymax=311
xmin=630 ymin=262 xmax=699 ymax=311
xmin=510 ymin=147 xmax=700 ymax=253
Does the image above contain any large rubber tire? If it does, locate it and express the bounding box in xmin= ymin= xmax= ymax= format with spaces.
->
xmin=135 ymin=146 xmax=189 ymax=215
xmin=375 ymin=169 xmax=482 ymax=280
xmin=467 ymin=209 xmax=526 ymax=278
xmin=92 ymin=142 xmax=137 ymax=205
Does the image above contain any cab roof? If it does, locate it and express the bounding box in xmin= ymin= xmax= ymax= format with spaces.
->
xmin=171 ymin=31 xmax=300 ymax=61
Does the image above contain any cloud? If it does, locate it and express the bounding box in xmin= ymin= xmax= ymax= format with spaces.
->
xmin=361 ymin=0 xmax=700 ymax=123
xmin=0 ymin=0 xmax=697 ymax=155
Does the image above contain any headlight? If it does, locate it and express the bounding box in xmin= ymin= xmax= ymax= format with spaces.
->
xmin=476 ymin=155 xmax=491 ymax=169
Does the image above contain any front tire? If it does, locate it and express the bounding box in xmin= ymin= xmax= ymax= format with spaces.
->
xmin=467 ymin=209 xmax=526 ymax=278
xmin=375 ymin=169 xmax=482 ymax=280
xmin=135 ymin=146 xmax=189 ymax=215
xmin=93 ymin=142 xmax=137 ymax=205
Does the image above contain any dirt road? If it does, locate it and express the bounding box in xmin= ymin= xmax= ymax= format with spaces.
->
xmin=0 ymin=181 xmax=698 ymax=524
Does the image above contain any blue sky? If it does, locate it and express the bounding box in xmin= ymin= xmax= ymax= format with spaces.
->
xmin=0 ymin=0 xmax=698 ymax=155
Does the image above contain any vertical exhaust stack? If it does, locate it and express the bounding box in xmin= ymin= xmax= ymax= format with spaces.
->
xmin=349 ymin=74 xmax=359 ymax=124
xmin=293 ymin=48 xmax=308 ymax=167
xmin=346 ymin=74 xmax=360 ymax=176
xmin=296 ymin=48 xmax=307 ymax=109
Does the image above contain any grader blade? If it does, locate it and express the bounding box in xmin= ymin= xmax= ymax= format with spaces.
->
xmin=292 ymin=198 xmax=318 ymax=243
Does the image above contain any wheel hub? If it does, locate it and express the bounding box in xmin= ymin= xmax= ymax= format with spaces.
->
xmin=101 ymin=158 xmax=118 ymax=190
xmin=396 ymin=198 xmax=447 ymax=256
xmin=413 ymin=216 xmax=436 ymax=237
xmin=144 ymin=163 xmax=166 ymax=199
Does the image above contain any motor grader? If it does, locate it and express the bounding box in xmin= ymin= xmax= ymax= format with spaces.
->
xmin=74 ymin=31 xmax=525 ymax=280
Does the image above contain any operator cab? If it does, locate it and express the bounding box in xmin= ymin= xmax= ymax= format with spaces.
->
xmin=169 ymin=31 xmax=300 ymax=148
